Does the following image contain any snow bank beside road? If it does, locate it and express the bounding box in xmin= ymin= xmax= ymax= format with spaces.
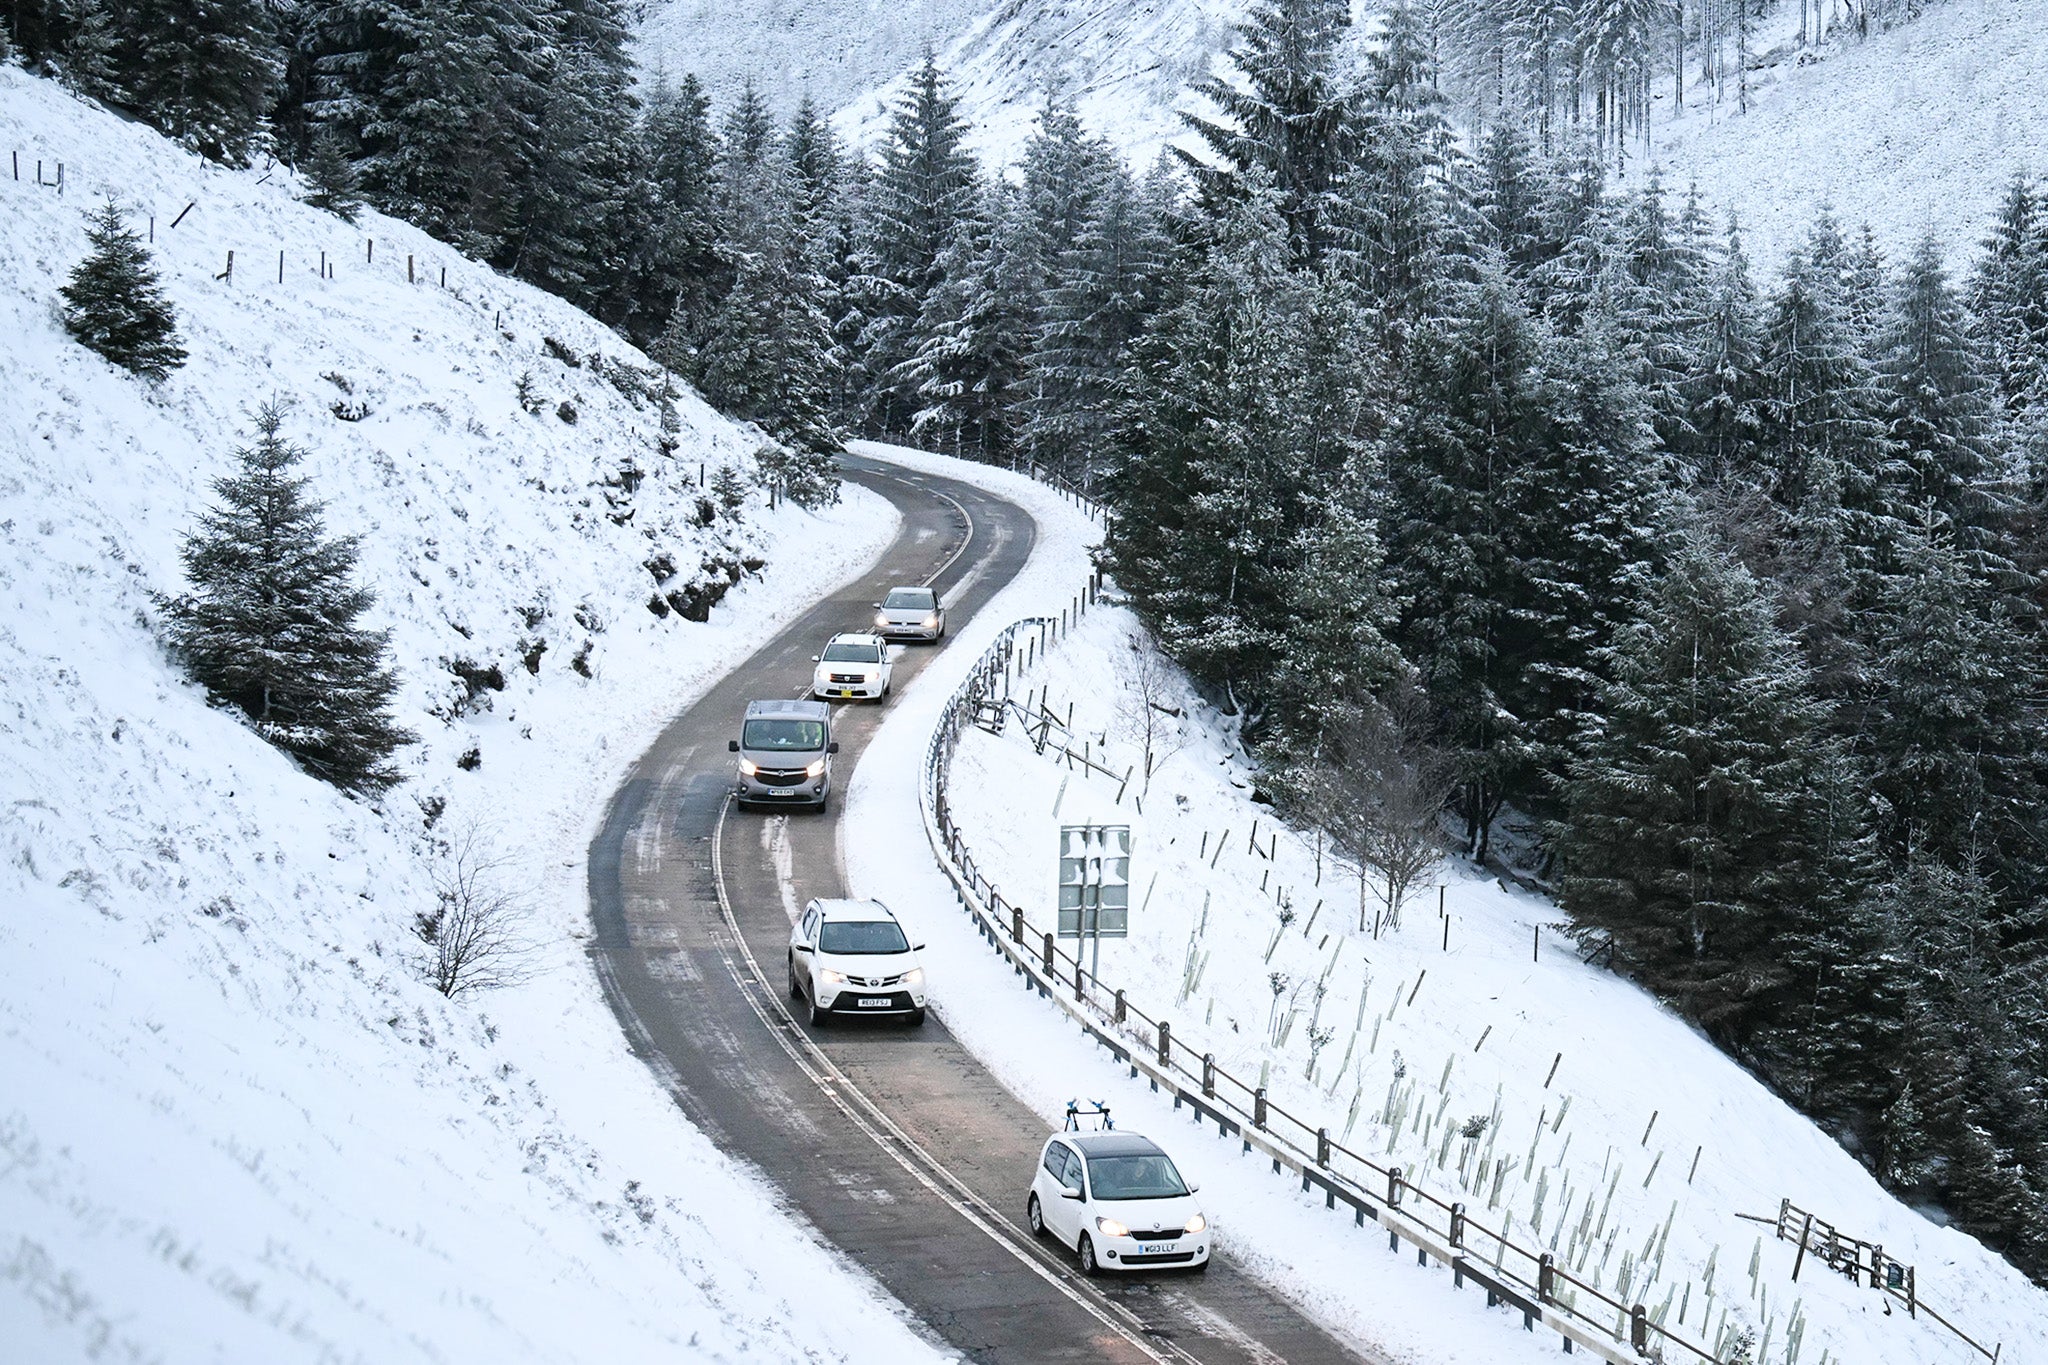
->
xmin=1 ymin=68 xmax=939 ymax=1364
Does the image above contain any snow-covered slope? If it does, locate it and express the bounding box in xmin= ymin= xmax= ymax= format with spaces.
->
xmin=1628 ymin=0 xmax=2048 ymax=267
xmin=0 ymin=67 xmax=942 ymax=1362
xmin=883 ymin=590 xmax=2048 ymax=1363
xmin=633 ymin=0 xmax=990 ymax=122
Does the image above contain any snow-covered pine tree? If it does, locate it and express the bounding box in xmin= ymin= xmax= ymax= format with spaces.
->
xmin=111 ymin=0 xmax=283 ymax=164
xmin=1855 ymin=510 xmax=2043 ymax=875
xmin=1755 ymin=218 xmax=1892 ymax=540
xmin=1178 ymin=0 xmax=1359 ymax=267
xmin=859 ymin=51 xmax=981 ymax=435
xmin=1968 ymin=174 xmax=2048 ymax=420
xmin=1558 ymin=529 xmax=1852 ymax=1049
xmin=896 ymin=187 xmax=1032 ymax=465
xmin=1876 ymin=234 xmax=2005 ymax=545
xmin=60 ymin=199 xmax=187 ymax=379
xmin=299 ymin=129 xmax=363 ymax=221
xmin=1350 ymin=0 xmax=1462 ymax=319
xmin=1385 ymin=260 xmax=1547 ymax=856
xmin=640 ymin=74 xmax=725 ymax=349
xmin=165 ymin=405 xmax=412 ymax=794
xmin=1684 ymin=217 xmax=1766 ymax=486
xmin=1106 ymin=177 xmax=1329 ymax=715
xmin=1020 ymin=157 xmax=1167 ymax=485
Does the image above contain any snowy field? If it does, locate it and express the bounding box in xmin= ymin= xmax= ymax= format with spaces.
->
xmin=0 ymin=68 xmax=949 ymax=1363
xmin=1626 ymin=0 xmax=2048 ymax=269
xmin=843 ymin=455 xmax=2048 ymax=1365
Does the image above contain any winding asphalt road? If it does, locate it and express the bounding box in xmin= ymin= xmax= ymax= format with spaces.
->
xmin=588 ymin=452 xmax=1371 ymax=1364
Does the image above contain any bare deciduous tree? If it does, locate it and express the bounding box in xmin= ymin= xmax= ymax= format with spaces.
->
xmin=1300 ymin=679 xmax=1456 ymax=936
xmin=1112 ymin=634 xmax=1193 ymax=795
xmin=414 ymin=824 xmax=536 ymax=997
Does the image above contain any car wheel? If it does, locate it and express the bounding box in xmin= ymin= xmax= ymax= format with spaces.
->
xmin=807 ymin=989 xmax=829 ymax=1028
xmin=1077 ymin=1233 xmax=1101 ymax=1277
xmin=905 ymin=1007 xmax=926 ymax=1027
xmin=787 ymin=957 xmax=802 ymax=1000
xmin=1026 ymin=1194 xmax=1047 ymax=1239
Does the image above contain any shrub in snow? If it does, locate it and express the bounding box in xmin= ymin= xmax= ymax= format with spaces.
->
xmin=414 ymin=825 xmax=535 ymax=997
xmin=60 ymin=198 xmax=187 ymax=379
xmin=752 ymin=437 xmax=840 ymax=508
xmin=163 ymin=403 xmax=413 ymax=793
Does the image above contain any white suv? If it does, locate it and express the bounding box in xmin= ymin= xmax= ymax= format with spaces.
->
xmin=1027 ymin=1131 xmax=1210 ymax=1274
xmin=787 ymin=898 xmax=928 ymax=1026
xmin=812 ymin=632 xmax=892 ymax=702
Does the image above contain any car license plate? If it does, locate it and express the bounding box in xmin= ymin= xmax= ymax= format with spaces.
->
xmin=856 ymin=997 xmax=893 ymax=1009
xmin=1139 ymin=1243 xmax=1172 ymax=1254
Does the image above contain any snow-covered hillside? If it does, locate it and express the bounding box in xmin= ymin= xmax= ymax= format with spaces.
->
xmin=634 ymin=0 xmax=990 ymax=122
xmin=908 ymin=599 xmax=2048 ymax=1364
xmin=0 ymin=67 xmax=944 ymax=1362
xmin=1627 ymin=0 xmax=2048 ymax=267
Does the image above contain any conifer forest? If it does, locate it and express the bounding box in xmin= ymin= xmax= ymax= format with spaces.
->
xmin=10 ymin=0 xmax=2046 ymax=1285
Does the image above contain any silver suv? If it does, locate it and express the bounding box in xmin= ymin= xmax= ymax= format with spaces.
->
xmin=729 ymin=699 xmax=837 ymax=811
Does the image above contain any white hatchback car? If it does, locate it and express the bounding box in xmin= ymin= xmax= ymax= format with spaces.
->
xmin=787 ymin=898 xmax=928 ymax=1026
xmin=812 ymin=632 xmax=892 ymax=701
xmin=1027 ymin=1131 xmax=1211 ymax=1274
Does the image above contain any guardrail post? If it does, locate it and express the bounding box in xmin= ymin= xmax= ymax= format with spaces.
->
xmin=1042 ymin=931 xmax=1055 ymax=977
xmin=1011 ymin=904 xmax=1024 ymax=943
xmin=1387 ymin=1166 xmax=1404 ymax=1209
xmin=1074 ymin=958 xmax=1086 ymax=1001
xmin=1202 ymin=1054 xmax=1215 ymax=1097
xmin=1156 ymin=1020 xmax=1171 ymax=1067
xmin=1538 ymin=1252 xmax=1555 ymax=1303
xmin=1629 ymin=1305 xmax=1647 ymax=1352
xmin=1113 ymin=989 xmax=1126 ymax=1024
xmin=1317 ymin=1128 xmax=1331 ymax=1167
xmin=1450 ymin=1201 xmax=1465 ymax=1249
xmin=1254 ymin=1088 xmax=1268 ymax=1129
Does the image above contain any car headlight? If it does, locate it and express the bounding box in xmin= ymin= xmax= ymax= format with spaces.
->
xmin=738 ymin=758 xmax=759 ymax=776
xmin=903 ymin=968 xmax=924 ymax=986
xmin=923 ymin=614 xmax=939 ymax=628
xmin=820 ymin=969 xmax=846 ymax=986
xmin=1096 ymin=1217 xmax=1129 ymax=1239
xmin=874 ymin=613 xmax=889 ymax=627
xmin=804 ymin=758 xmax=827 ymax=778
xmin=1184 ymin=1213 xmax=1207 ymax=1234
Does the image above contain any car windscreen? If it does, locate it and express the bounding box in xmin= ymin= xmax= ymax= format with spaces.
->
xmin=818 ymin=920 xmax=910 ymax=954
xmin=822 ymin=641 xmax=881 ymax=663
xmin=883 ymin=589 xmax=935 ymax=610
xmin=1083 ymin=1153 xmax=1190 ymax=1200
xmin=741 ymin=718 xmax=826 ymax=751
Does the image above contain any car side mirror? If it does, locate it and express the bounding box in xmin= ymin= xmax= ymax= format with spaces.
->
xmin=811 ymin=655 xmax=820 ymax=662
xmin=728 ymin=739 xmax=739 ymax=752
xmin=914 ymin=942 xmax=926 ymax=951
xmin=1060 ymin=1184 xmax=1084 ymax=1201
xmin=828 ymin=741 xmax=840 ymax=754
xmin=793 ymin=943 xmax=811 ymax=954
xmin=1189 ymin=1182 xmax=1201 ymax=1193
xmin=871 ymin=602 xmax=880 ymax=609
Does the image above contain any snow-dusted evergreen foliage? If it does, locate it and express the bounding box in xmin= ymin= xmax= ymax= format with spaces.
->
xmin=164 ymin=405 xmax=412 ymax=794
xmin=60 ymin=198 xmax=187 ymax=379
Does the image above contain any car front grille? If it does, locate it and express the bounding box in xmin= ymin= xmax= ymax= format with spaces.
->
xmin=828 ymin=672 xmax=867 ymax=683
xmin=844 ymin=972 xmax=906 ymax=988
xmin=1127 ymin=1228 xmax=1184 ymax=1241
xmin=756 ymin=768 xmax=810 ymax=788
xmin=1120 ymin=1251 xmax=1197 ymax=1265
xmin=829 ymin=991 xmax=913 ymax=1013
